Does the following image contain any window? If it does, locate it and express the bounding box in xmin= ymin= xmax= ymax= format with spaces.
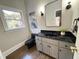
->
xmin=0 ymin=6 xmax=25 ymax=31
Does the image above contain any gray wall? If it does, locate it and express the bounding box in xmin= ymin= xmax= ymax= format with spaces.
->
xmin=0 ymin=0 xmax=30 ymax=52
xmin=25 ymin=0 xmax=73 ymax=31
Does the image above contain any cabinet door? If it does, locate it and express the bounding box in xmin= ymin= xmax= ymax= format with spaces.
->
xmin=59 ymin=48 xmax=73 ymax=59
xmin=36 ymin=41 xmax=42 ymax=51
xmin=50 ymin=45 xmax=58 ymax=59
xmin=66 ymin=49 xmax=73 ymax=59
xmin=42 ymin=42 xmax=50 ymax=55
xmin=35 ymin=37 xmax=42 ymax=51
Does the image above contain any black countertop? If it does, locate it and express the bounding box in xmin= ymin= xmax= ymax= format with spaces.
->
xmin=35 ymin=33 xmax=76 ymax=43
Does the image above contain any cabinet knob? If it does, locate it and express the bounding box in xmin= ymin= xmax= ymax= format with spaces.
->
xmin=65 ymin=45 xmax=68 ymax=47
xmin=40 ymin=43 xmax=42 ymax=45
xmin=48 ymin=45 xmax=51 ymax=48
xmin=59 ymin=49 xmax=61 ymax=52
xmin=37 ymin=38 xmax=39 ymax=40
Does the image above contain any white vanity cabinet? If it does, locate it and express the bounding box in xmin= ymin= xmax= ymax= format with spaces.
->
xmin=35 ymin=36 xmax=58 ymax=59
xmin=42 ymin=42 xmax=58 ymax=59
xmin=35 ymin=36 xmax=74 ymax=59
xmin=42 ymin=37 xmax=59 ymax=59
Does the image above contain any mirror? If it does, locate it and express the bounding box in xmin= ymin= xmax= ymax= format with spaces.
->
xmin=45 ymin=0 xmax=62 ymax=26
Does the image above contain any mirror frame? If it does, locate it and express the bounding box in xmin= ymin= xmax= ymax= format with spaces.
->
xmin=45 ymin=0 xmax=62 ymax=27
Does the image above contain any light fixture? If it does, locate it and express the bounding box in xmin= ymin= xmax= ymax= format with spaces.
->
xmin=39 ymin=5 xmax=44 ymax=16
xmin=66 ymin=2 xmax=71 ymax=10
xmin=41 ymin=11 xmax=44 ymax=16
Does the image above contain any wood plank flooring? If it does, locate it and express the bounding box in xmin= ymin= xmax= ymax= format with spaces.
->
xmin=6 ymin=46 xmax=54 ymax=59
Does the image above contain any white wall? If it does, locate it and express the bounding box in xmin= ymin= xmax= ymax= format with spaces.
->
xmin=0 ymin=0 xmax=30 ymax=53
xmin=0 ymin=0 xmax=76 ymax=56
xmin=25 ymin=0 xmax=73 ymax=31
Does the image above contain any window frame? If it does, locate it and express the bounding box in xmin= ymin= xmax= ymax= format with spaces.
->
xmin=0 ymin=5 xmax=25 ymax=31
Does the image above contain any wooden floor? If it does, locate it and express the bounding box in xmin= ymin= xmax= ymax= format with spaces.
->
xmin=6 ymin=45 xmax=53 ymax=59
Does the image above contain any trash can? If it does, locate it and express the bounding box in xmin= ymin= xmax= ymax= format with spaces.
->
xmin=25 ymin=34 xmax=35 ymax=49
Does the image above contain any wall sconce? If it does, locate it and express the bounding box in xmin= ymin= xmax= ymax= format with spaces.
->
xmin=41 ymin=11 xmax=44 ymax=16
xmin=66 ymin=2 xmax=71 ymax=10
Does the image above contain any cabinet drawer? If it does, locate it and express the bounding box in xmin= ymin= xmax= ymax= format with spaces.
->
xmin=42 ymin=37 xmax=58 ymax=46
xmin=59 ymin=41 xmax=75 ymax=49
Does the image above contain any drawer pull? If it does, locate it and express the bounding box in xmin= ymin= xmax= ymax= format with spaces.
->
xmin=40 ymin=43 xmax=42 ymax=45
xmin=59 ymin=49 xmax=61 ymax=52
xmin=65 ymin=45 xmax=68 ymax=47
xmin=48 ymin=45 xmax=51 ymax=48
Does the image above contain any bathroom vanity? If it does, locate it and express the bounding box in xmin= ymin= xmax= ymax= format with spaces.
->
xmin=35 ymin=30 xmax=76 ymax=59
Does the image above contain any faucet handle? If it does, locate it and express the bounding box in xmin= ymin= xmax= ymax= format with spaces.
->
xmin=70 ymin=46 xmax=79 ymax=53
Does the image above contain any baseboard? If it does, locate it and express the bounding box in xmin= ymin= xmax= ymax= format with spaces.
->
xmin=3 ymin=40 xmax=26 ymax=58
